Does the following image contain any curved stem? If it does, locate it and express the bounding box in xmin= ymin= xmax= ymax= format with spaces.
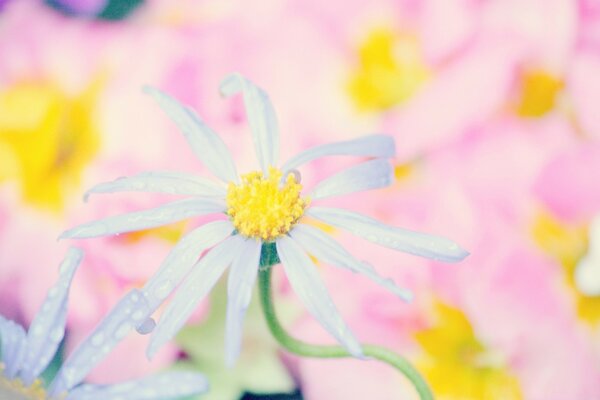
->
xmin=258 ymin=266 xmax=434 ymax=400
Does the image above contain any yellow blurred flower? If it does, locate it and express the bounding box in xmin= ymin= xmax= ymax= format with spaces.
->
xmin=348 ymin=28 xmax=430 ymax=111
xmin=516 ymin=70 xmax=563 ymax=117
xmin=0 ymin=80 xmax=101 ymax=213
xmin=415 ymin=302 xmax=522 ymax=400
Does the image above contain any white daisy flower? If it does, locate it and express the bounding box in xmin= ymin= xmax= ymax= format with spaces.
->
xmin=0 ymin=248 xmax=208 ymax=400
xmin=60 ymin=73 xmax=469 ymax=366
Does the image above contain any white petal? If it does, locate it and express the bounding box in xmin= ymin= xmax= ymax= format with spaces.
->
xmin=50 ymin=290 xmax=151 ymax=396
xmin=0 ymin=316 xmax=26 ymax=378
xmin=310 ymin=159 xmax=393 ymax=200
xmin=575 ymin=254 xmax=600 ymax=296
xmin=220 ymin=73 xmax=279 ymax=174
xmin=144 ymin=86 xmax=238 ymax=183
xmin=308 ymin=207 xmax=469 ymax=263
xmin=575 ymin=215 xmax=600 ymax=296
xmin=224 ymin=238 xmax=262 ymax=366
xmin=147 ymin=235 xmax=244 ymax=358
xmin=66 ymin=371 xmax=209 ymax=400
xmin=276 ymin=236 xmax=363 ymax=357
xmin=19 ymin=248 xmax=83 ymax=385
xmin=282 ymin=134 xmax=395 ymax=173
xmin=141 ymin=220 xmax=234 ymax=314
xmin=59 ymin=198 xmax=225 ymax=239
xmin=290 ymin=225 xmax=413 ymax=301
xmin=84 ymin=171 xmax=226 ymax=201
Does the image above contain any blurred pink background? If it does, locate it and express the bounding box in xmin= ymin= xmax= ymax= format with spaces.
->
xmin=1 ymin=1 xmax=599 ymax=399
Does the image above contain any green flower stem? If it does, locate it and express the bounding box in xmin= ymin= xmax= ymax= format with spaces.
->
xmin=258 ymin=264 xmax=434 ymax=400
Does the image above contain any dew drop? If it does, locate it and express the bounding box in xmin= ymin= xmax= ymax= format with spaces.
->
xmin=366 ymin=234 xmax=378 ymax=243
xmin=62 ymin=366 xmax=76 ymax=382
xmin=50 ymin=327 xmax=63 ymax=342
xmin=136 ymin=318 xmax=156 ymax=335
xmin=47 ymin=287 xmax=59 ymax=298
xmin=86 ymin=223 xmax=108 ymax=236
xmin=91 ymin=333 xmax=104 ymax=347
xmin=114 ymin=322 xmax=130 ymax=340
xmin=153 ymin=280 xmax=173 ymax=300
xmin=31 ymin=325 xmax=45 ymax=336
xmin=132 ymin=309 xmax=145 ymax=321
xmin=132 ymin=180 xmax=145 ymax=190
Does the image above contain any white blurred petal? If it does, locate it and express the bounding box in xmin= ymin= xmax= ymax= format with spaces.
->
xmin=50 ymin=290 xmax=151 ymax=396
xmin=147 ymin=235 xmax=244 ymax=358
xmin=224 ymin=238 xmax=262 ymax=366
xmin=276 ymin=236 xmax=363 ymax=357
xmin=291 ymin=224 xmax=412 ymax=301
xmin=282 ymin=135 xmax=395 ymax=173
xmin=220 ymin=73 xmax=279 ymax=173
xmin=141 ymin=220 xmax=234 ymax=313
xmin=84 ymin=171 xmax=226 ymax=201
xmin=0 ymin=316 xmax=26 ymax=378
xmin=308 ymin=207 xmax=469 ymax=263
xmin=66 ymin=371 xmax=209 ymax=400
xmin=575 ymin=255 xmax=600 ymax=296
xmin=19 ymin=248 xmax=83 ymax=385
xmin=574 ymin=215 xmax=600 ymax=296
xmin=144 ymin=86 xmax=238 ymax=183
xmin=311 ymin=159 xmax=393 ymax=200
xmin=59 ymin=198 xmax=225 ymax=239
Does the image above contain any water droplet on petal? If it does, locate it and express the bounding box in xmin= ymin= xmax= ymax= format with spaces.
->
xmin=91 ymin=333 xmax=104 ymax=346
xmin=50 ymin=327 xmax=63 ymax=342
xmin=136 ymin=318 xmax=156 ymax=335
xmin=114 ymin=322 xmax=130 ymax=340
xmin=132 ymin=180 xmax=145 ymax=189
xmin=366 ymin=234 xmax=378 ymax=243
xmin=132 ymin=309 xmax=145 ymax=321
xmin=153 ymin=280 xmax=173 ymax=300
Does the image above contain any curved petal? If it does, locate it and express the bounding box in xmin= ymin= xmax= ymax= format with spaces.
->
xmin=282 ymin=135 xmax=395 ymax=173
xmin=147 ymin=235 xmax=245 ymax=358
xmin=144 ymin=86 xmax=238 ymax=183
xmin=19 ymin=248 xmax=83 ymax=385
xmin=59 ymin=198 xmax=225 ymax=239
xmin=84 ymin=171 xmax=226 ymax=201
xmin=66 ymin=371 xmax=209 ymax=400
xmin=224 ymin=238 xmax=262 ymax=366
xmin=50 ymin=290 xmax=151 ymax=396
xmin=290 ymin=224 xmax=412 ymax=301
xmin=220 ymin=73 xmax=279 ymax=174
xmin=276 ymin=236 xmax=363 ymax=357
xmin=141 ymin=220 xmax=234 ymax=314
xmin=307 ymin=207 xmax=469 ymax=263
xmin=0 ymin=316 xmax=26 ymax=379
xmin=310 ymin=159 xmax=393 ymax=200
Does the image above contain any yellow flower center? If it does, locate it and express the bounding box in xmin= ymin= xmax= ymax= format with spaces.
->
xmin=226 ymin=167 xmax=309 ymax=241
xmin=0 ymin=365 xmax=52 ymax=400
xmin=516 ymin=69 xmax=563 ymax=117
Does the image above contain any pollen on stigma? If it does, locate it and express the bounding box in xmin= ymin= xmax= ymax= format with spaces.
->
xmin=226 ymin=167 xmax=309 ymax=241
